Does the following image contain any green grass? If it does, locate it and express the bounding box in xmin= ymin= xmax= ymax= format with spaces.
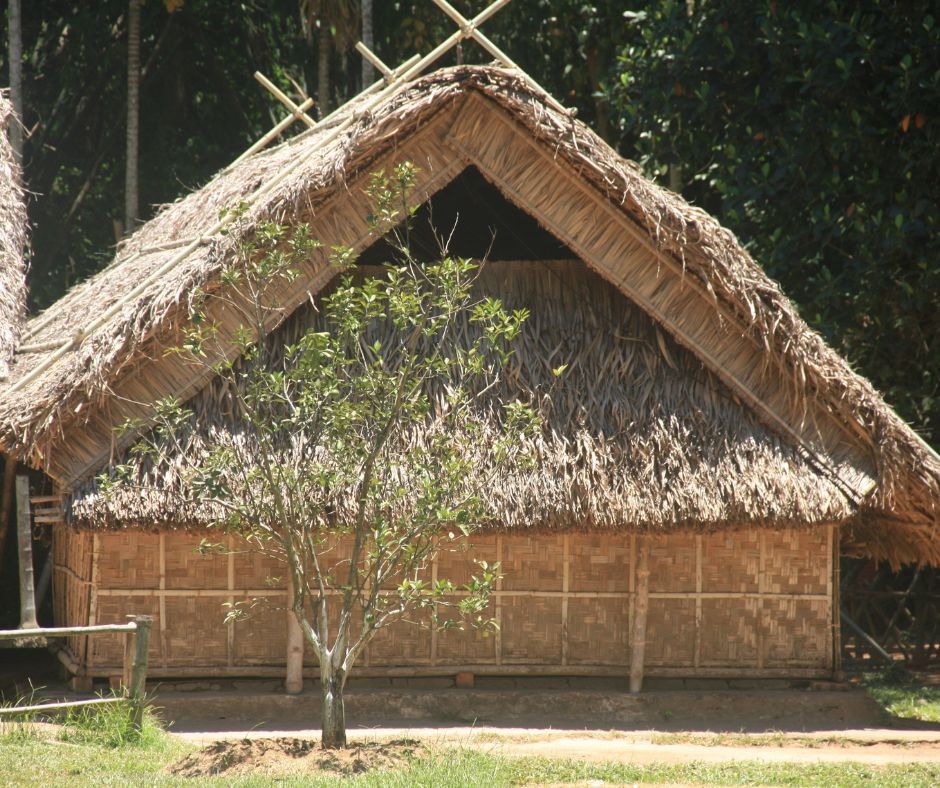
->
xmin=863 ymin=668 xmax=940 ymax=723
xmin=0 ymin=738 xmax=938 ymax=787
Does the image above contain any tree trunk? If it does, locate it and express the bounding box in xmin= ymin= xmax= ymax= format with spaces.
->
xmin=320 ymin=661 xmax=346 ymax=748
xmin=125 ymin=0 xmax=141 ymax=232
xmin=360 ymin=0 xmax=373 ymax=87
xmin=7 ymin=0 xmax=23 ymax=165
xmin=317 ymin=20 xmax=331 ymax=119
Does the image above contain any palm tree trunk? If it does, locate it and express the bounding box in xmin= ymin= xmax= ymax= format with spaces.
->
xmin=360 ymin=0 xmax=373 ymax=86
xmin=125 ymin=0 xmax=141 ymax=232
xmin=318 ymin=20 xmax=331 ymax=118
xmin=7 ymin=0 xmax=23 ymax=165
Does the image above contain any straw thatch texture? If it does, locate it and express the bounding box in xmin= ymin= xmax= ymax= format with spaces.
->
xmin=0 ymin=90 xmax=27 ymax=376
xmin=1 ymin=66 xmax=936 ymax=563
xmin=70 ymin=261 xmax=854 ymax=532
xmin=75 ymin=527 xmax=834 ymax=678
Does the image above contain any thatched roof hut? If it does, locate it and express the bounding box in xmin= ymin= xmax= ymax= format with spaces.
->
xmin=0 ymin=90 xmax=27 ymax=378
xmin=1 ymin=66 xmax=938 ymax=687
xmin=2 ymin=66 xmax=936 ymax=564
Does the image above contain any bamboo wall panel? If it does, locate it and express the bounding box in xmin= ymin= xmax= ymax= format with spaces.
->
xmin=702 ymin=532 xmax=760 ymax=593
xmin=567 ymin=597 xmax=630 ymax=664
xmin=501 ymin=535 xmax=564 ymax=591
xmin=89 ymin=596 xmax=160 ymax=667
xmin=500 ymin=596 xmax=563 ymax=663
xmin=763 ymin=531 xmax=828 ymax=595
xmin=163 ymin=597 xmax=228 ymax=665
xmin=53 ymin=528 xmax=93 ymax=661
xmin=569 ymin=534 xmax=630 ymax=592
xmin=164 ymin=533 xmax=227 ymax=589
xmin=435 ymin=599 xmax=499 ymax=664
xmin=232 ymin=540 xmax=288 ymax=589
xmin=94 ymin=532 xmax=159 ymax=588
xmin=645 ymin=599 xmax=696 ymax=666
xmin=648 ymin=534 xmax=696 ymax=593
xmin=69 ymin=527 xmax=834 ymax=677
xmin=368 ymin=617 xmax=433 ymax=665
xmin=762 ymin=599 xmax=829 ymax=666
xmin=233 ymin=597 xmax=287 ymax=663
xmin=700 ymin=598 xmax=760 ymax=664
xmin=436 ymin=535 xmax=498 ymax=586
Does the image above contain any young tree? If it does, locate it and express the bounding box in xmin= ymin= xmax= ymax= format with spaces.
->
xmin=106 ymin=163 xmax=537 ymax=747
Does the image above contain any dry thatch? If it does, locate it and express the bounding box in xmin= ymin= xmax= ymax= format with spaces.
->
xmin=0 ymin=66 xmax=936 ymax=564
xmin=0 ymin=90 xmax=27 ymax=376
xmin=71 ymin=261 xmax=854 ymax=532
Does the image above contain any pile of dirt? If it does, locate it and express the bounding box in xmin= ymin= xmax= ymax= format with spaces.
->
xmin=167 ymin=737 xmax=424 ymax=778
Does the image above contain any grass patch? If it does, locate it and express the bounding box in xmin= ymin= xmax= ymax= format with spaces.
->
xmin=302 ymin=748 xmax=940 ymax=786
xmin=863 ymin=667 xmax=940 ymax=723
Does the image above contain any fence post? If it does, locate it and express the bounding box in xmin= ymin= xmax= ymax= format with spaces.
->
xmin=122 ymin=617 xmax=136 ymax=692
xmin=128 ymin=615 xmax=153 ymax=732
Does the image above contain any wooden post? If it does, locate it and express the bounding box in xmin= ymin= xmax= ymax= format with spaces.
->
xmin=285 ymin=574 xmax=304 ymax=694
xmin=122 ymin=618 xmax=135 ymax=691
xmin=129 ymin=615 xmax=152 ymax=732
xmin=629 ymin=537 xmax=649 ymax=694
xmin=0 ymin=456 xmax=16 ymax=569
xmin=15 ymin=475 xmax=38 ymax=630
xmin=831 ymin=524 xmax=843 ymax=680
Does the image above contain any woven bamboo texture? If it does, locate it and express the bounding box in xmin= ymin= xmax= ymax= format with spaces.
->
xmin=52 ymin=528 xmax=93 ymax=662
xmin=69 ymin=526 xmax=835 ymax=678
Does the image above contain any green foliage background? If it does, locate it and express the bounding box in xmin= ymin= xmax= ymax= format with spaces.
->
xmin=2 ymin=0 xmax=937 ymax=446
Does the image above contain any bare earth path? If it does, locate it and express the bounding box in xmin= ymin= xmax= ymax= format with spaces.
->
xmin=171 ymin=726 xmax=940 ymax=766
xmin=159 ymin=686 xmax=940 ymax=766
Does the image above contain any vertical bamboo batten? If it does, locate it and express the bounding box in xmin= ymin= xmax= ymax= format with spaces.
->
xmin=756 ymin=531 xmax=767 ymax=670
xmin=226 ymin=536 xmax=235 ymax=667
xmin=158 ymin=533 xmax=167 ymax=668
xmin=495 ymin=534 xmax=503 ymax=666
xmin=430 ymin=551 xmax=439 ymax=666
xmin=86 ymin=533 xmax=100 ymax=671
xmin=629 ymin=537 xmax=649 ymax=693
xmin=831 ymin=524 xmax=842 ymax=678
xmin=694 ymin=535 xmax=703 ymax=668
xmin=561 ymin=534 xmax=569 ymax=666
xmin=285 ymin=573 xmax=304 ymax=694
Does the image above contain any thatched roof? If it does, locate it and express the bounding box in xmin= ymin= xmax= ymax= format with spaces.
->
xmin=0 ymin=90 xmax=27 ymax=377
xmin=0 ymin=66 xmax=936 ymax=565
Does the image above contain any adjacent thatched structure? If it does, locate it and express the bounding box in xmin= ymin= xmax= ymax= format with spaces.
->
xmin=1 ymin=66 xmax=937 ymax=684
xmin=0 ymin=90 xmax=27 ymax=377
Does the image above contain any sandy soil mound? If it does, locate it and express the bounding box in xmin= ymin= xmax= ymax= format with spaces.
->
xmin=167 ymin=736 xmax=424 ymax=777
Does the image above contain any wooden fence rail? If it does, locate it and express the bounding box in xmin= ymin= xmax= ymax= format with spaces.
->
xmin=0 ymin=616 xmax=153 ymax=731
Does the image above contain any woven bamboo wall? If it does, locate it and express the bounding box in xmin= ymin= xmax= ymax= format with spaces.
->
xmin=52 ymin=527 xmax=93 ymax=662
xmin=68 ymin=526 xmax=835 ymax=678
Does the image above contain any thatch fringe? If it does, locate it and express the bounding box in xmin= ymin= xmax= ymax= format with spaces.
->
xmin=0 ymin=66 xmax=936 ymax=564
xmin=0 ymin=90 xmax=27 ymax=376
xmin=72 ymin=262 xmax=853 ymax=531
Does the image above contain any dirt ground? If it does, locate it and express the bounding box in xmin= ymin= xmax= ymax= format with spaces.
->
xmin=167 ymin=737 xmax=425 ymax=778
xmin=172 ymin=726 xmax=940 ymax=767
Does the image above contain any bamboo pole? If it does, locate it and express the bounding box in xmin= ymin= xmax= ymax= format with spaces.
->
xmin=831 ymin=524 xmax=843 ymax=679
xmin=254 ymin=72 xmax=317 ymax=128
xmin=629 ymin=537 xmax=649 ymax=693
xmin=0 ymin=697 xmax=125 ymax=717
xmin=285 ymin=574 xmax=304 ymax=694
xmin=15 ymin=475 xmax=38 ymax=630
xmin=0 ymin=622 xmax=137 ymax=639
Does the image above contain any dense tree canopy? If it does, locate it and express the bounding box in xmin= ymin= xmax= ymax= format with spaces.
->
xmin=2 ymin=0 xmax=937 ymax=446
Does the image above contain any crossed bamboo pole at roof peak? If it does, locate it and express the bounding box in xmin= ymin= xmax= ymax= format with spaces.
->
xmin=9 ymin=0 xmax=572 ymax=397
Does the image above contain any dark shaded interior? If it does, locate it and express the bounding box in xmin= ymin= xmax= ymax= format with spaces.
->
xmin=358 ymin=166 xmax=574 ymax=264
